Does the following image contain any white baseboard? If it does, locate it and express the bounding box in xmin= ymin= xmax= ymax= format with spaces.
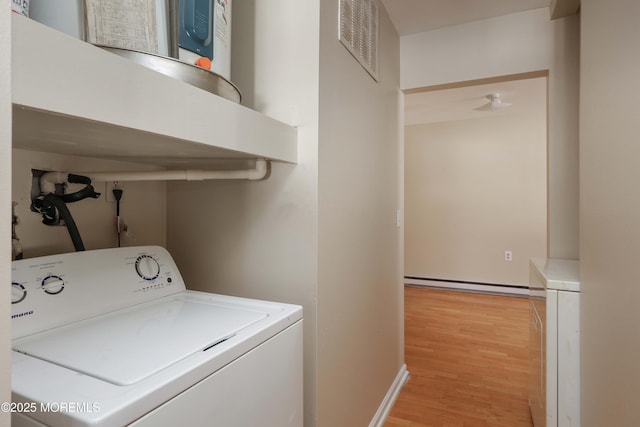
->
xmin=405 ymin=278 xmax=529 ymax=296
xmin=369 ymin=364 xmax=410 ymax=427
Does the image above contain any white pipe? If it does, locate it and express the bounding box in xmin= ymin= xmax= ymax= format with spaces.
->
xmin=39 ymin=171 xmax=69 ymax=194
xmin=76 ymin=159 xmax=269 ymax=182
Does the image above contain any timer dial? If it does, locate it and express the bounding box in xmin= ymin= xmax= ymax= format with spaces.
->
xmin=11 ymin=282 xmax=26 ymax=304
xmin=42 ymin=275 xmax=65 ymax=295
xmin=135 ymin=255 xmax=160 ymax=281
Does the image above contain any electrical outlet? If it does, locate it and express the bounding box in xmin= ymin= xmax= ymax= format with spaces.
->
xmin=504 ymin=250 xmax=513 ymax=261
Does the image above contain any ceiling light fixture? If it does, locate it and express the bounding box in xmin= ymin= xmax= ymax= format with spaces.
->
xmin=474 ymin=93 xmax=512 ymax=112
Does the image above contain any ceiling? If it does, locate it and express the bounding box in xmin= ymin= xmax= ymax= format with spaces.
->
xmin=380 ymin=0 xmax=551 ymax=36
xmin=380 ymin=1 xmax=551 ymax=125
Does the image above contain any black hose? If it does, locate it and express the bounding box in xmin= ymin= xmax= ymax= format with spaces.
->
xmin=61 ymin=178 xmax=101 ymax=203
xmin=67 ymin=174 xmax=92 ymax=185
xmin=42 ymin=195 xmax=85 ymax=251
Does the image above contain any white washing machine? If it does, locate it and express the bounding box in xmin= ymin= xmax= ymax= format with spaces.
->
xmin=10 ymin=246 xmax=303 ymax=427
xmin=529 ymin=258 xmax=580 ymax=427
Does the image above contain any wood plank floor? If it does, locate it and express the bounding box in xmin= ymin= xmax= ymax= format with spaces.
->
xmin=385 ymin=286 xmax=533 ymax=427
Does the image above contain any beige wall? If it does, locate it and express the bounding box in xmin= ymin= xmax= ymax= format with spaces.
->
xmin=317 ymin=1 xmax=402 ymax=426
xmin=167 ymin=1 xmax=321 ymax=425
xmin=405 ymin=111 xmax=547 ymax=286
xmin=401 ymin=8 xmax=553 ymax=89
xmin=580 ymin=1 xmax=640 ymax=425
xmin=12 ymin=149 xmax=167 ymax=258
xmin=547 ymin=14 xmax=580 ymax=259
xmin=168 ymin=1 xmax=402 ymax=426
xmin=400 ymin=8 xmax=580 ymax=260
xmin=1 ymin=4 xmax=11 ymax=424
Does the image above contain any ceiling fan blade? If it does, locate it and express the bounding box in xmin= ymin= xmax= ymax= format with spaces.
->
xmin=473 ymin=102 xmax=494 ymax=112
xmin=474 ymin=96 xmax=512 ymax=112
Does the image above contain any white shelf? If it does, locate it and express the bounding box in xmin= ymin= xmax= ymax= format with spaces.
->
xmin=11 ymin=15 xmax=298 ymax=167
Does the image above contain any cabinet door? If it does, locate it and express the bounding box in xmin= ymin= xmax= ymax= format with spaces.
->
xmin=557 ymin=291 xmax=580 ymax=427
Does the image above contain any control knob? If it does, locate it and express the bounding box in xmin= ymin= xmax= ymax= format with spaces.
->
xmin=11 ymin=282 xmax=26 ymax=304
xmin=135 ymin=255 xmax=160 ymax=281
xmin=41 ymin=275 xmax=65 ymax=295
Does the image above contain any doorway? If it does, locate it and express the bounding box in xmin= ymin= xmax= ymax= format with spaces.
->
xmin=403 ymin=74 xmax=548 ymax=294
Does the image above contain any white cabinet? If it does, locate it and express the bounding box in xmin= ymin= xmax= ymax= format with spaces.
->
xmin=11 ymin=14 xmax=298 ymax=168
xmin=529 ymin=258 xmax=580 ymax=427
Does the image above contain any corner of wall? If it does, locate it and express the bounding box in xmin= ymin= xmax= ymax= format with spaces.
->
xmin=1 ymin=5 xmax=13 ymax=424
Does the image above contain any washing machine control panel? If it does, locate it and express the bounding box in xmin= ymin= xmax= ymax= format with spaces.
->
xmin=11 ymin=246 xmax=186 ymax=339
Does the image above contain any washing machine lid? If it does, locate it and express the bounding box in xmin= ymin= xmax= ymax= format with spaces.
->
xmin=13 ymin=296 xmax=267 ymax=386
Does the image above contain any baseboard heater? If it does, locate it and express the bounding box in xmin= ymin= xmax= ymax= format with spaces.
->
xmin=404 ymin=276 xmax=529 ymax=296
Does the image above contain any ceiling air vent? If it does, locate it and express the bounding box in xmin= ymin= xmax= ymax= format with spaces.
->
xmin=339 ymin=0 xmax=380 ymax=81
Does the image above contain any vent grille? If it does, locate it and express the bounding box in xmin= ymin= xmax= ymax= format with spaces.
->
xmin=339 ymin=0 xmax=380 ymax=81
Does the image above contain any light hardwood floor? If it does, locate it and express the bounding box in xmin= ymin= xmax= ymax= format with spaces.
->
xmin=385 ymin=286 xmax=533 ymax=427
